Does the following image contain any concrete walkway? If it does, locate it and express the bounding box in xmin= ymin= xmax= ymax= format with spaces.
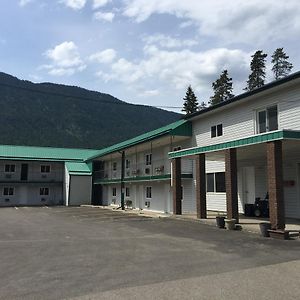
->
xmin=91 ymin=205 xmax=300 ymax=238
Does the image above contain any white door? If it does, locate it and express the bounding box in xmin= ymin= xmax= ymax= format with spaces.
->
xmin=242 ymin=167 xmax=255 ymax=204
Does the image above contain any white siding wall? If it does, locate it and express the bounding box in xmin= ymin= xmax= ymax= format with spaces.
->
xmin=69 ymin=175 xmax=92 ymax=206
xmin=192 ymin=84 xmax=300 ymax=148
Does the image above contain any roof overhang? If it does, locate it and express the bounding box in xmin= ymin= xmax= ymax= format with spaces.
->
xmin=168 ymin=130 xmax=300 ymax=159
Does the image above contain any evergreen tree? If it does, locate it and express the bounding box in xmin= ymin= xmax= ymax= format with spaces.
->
xmin=182 ymin=85 xmax=199 ymax=114
xmin=271 ymin=48 xmax=293 ymax=80
xmin=245 ymin=50 xmax=267 ymax=91
xmin=209 ymin=70 xmax=234 ymax=106
xmin=198 ymin=101 xmax=207 ymax=110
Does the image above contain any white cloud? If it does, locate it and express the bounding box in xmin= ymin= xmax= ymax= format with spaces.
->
xmin=43 ymin=41 xmax=86 ymax=76
xmin=89 ymin=49 xmax=117 ymax=64
xmin=60 ymin=0 xmax=86 ymax=10
xmin=19 ymin=0 xmax=34 ymax=6
xmin=143 ymin=34 xmax=198 ymax=49
xmin=93 ymin=0 xmax=112 ymax=9
xmin=97 ymin=47 xmax=251 ymax=96
xmin=93 ymin=11 xmax=115 ymax=22
xmin=123 ymin=0 xmax=300 ymax=45
xmin=138 ymin=89 xmax=160 ymax=97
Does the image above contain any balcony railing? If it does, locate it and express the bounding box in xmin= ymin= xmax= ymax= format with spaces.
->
xmin=0 ymin=172 xmax=64 ymax=183
xmin=94 ymin=158 xmax=193 ymax=181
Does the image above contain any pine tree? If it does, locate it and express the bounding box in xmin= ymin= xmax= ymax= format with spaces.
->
xmin=245 ymin=50 xmax=267 ymax=91
xmin=198 ymin=101 xmax=207 ymax=110
xmin=182 ymin=85 xmax=199 ymax=114
xmin=271 ymin=48 xmax=293 ymax=80
xmin=209 ymin=70 xmax=234 ymax=106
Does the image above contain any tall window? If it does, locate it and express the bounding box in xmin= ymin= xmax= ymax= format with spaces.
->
xmin=40 ymin=187 xmax=49 ymax=196
xmin=125 ymin=159 xmax=130 ymax=169
xmin=125 ymin=187 xmax=130 ymax=197
xmin=112 ymin=187 xmax=117 ymax=197
xmin=41 ymin=165 xmax=50 ymax=173
xmin=257 ymin=105 xmax=278 ymax=133
xmin=146 ymin=186 xmax=152 ymax=199
xmin=5 ymin=164 xmax=15 ymax=173
xmin=3 ymin=187 xmax=14 ymax=196
xmin=211 ymin=124 xmax=223 ymax=138
xmin=206 ymin=172 xmax=226 ymax=193
xmin=145 ymin=154 xmax=152 ymax=166
xmin=112 ymin=162 xmax=117 ymax=171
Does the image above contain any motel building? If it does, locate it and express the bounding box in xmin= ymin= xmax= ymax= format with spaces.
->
xmin=1 ymin=71 xmax=300 ymax=236
xmin=168 ymin=71 xmax=300 ymax=232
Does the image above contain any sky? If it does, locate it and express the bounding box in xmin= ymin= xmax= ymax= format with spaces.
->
xmin=0 ymin=0 xmax=300 ymax=112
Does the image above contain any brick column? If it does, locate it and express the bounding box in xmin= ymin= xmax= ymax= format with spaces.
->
xmin=267 ymin=141 xmax=285 ymax=230
xmin=225 ymin=148 xmax=239 ymax=222
xmin=172 ymin=158 xmax=182 ymax=215
xmin=196 ymin=153 xmax=206 ymax=218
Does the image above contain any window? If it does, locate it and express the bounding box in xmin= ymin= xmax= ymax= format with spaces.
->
xmin=125 ymin=159 xmax=130 ymax=169
xmin=173 ymin=146 xmax=182 ymax=151
xmin=5 ymin=164 xmax=15 ymax=173
xmin=112 ymin=187 xmax=117 ymax=197
xmin=257 ymin=105 xmax=278 ymax=133
xmin=145 ymin=154 xmax=152 ymax=166
xmin=40 ymin=187 xmax=49 ymax=196
xmin=3 ymin=187 xmax=14 ymax=196
xmin=146 ymin=186 xmax=152 ymax=199
xmin=41 ymin=165 xmax=50 ymax=173
xmin=211 ymin=124 xmax=223 ymax=138
xmin=206 ymin=172 xmax=226 ymax=193
xmin=125 ymin=187 xmax=130 ymax=197
xmin=112 ymin=162 xmax=117 ymax=171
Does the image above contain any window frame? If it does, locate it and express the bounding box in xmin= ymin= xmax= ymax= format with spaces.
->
xmin=125 ymin=159 xmax=130 ymax=169
xmin=206 ymin=172 xmax=226 ymax=193
xmin=4 ymin=164 xmax=16 ymax=173
xmin=112 ymin=187 xmax=117 ymax=197
xmin=256 ymin=104 xmax=278 ymax=134
xmin=146 ymin=186 xmax=152 ymax=199
xmin=40 ymin=165 xmax=51 ymax=173
xmin=112 ymin=162 xmax=117 ymax=171
xmin=40 ymin=187 xmax=50 ymax=196
xmin=125 ymin=187 xmax=130 ymax=197
xmin=211 ymin=124 xmax=223 ymax=138
xmin=3 ymin=187 xmax=14 ymax=196
xmin=145 ymin=153 xmax=152 ymax=166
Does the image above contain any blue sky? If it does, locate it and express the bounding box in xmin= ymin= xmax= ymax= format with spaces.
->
xmin=1 ymin=0 xmax=300 ymax=112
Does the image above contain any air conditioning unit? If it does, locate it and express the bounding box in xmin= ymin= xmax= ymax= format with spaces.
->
xmin=145 ymin=201 xmax=150 ymax=208
xmin=5 ymin=174 xmax=12 ymax=179
xmin=42 ymin=174 xmax=47 ymax=179
xmin=5 ymin=198 xmax=10 ymax=202
xmin=155 ymin=166 xmax=164 ymax=174
xmin=132 ymin=169 xmax=140 ymax=176
xmin=112 ymin=171 xmax=117 ymax=178
xmin=41 ymin=198 xmax=46 ymax=202
xmin=111 ymin=199 xmax=116 ymax=204
xmin=126 ymin=171 xmax=130 ymax=176
xmin=145 ymin=168 xmax=150 ymax=174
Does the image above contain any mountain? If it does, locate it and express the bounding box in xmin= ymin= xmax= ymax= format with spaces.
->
xmin=0 ymin=72 xmax=180 ymax=149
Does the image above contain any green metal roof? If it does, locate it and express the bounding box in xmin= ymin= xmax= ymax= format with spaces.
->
xmin=86 ymin=120 xmax=192 ymax=161
xmin=0 ymin=144 xmax=99 ymax=162
xmin=168 ymin=130 xmax=300 ymax=159
xmin=65 ymin=162 xmax=92 ymax=176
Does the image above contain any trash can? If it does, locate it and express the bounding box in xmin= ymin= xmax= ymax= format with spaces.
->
xmin=259 ymin=222 xmax=271 ymax=237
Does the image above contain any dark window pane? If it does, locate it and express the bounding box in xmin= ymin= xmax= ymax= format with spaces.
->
xmin=267 ymin=106 xmax=278 ymax=131
xmin=211 ymin=126 xmax=217 ymax=138
xmin=258 ymin=110 xmax=266 ymax=133
xmin=215 ymin=172 xmax=226 ymax=192
xmin=5 ymin=165 xmax=9 ymax=172
xmin=217 ymin=124 xmax=223 ymax=136
xmin=206 ymin=173 xmax=215 ymax=192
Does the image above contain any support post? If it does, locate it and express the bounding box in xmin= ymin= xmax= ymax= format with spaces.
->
xmin=225 ymin=148 xmax=239 ymax=222
xmin=267 ymin=141 xmax=285 ymax=230
xmin=120 ymin=151 xmax=125 ymax=210
xmin=196 ymin=153 xmax=206 ymax=218
xmin=172 ymin=157 xmax=182 ymax=215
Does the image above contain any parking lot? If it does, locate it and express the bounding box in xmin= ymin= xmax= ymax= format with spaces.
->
xmin=0 ymin=206 xmax=300 ymax=299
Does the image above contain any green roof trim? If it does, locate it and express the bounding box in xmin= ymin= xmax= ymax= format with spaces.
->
xmin=85 ymin=120 xmax=192 ymax=161
xmin=94 ymin=173 xmax=193 ymax=185
xmin=0 ymin=144 xmax=99 ymax=162
xmin=65 ymin=162 xmax=92 ymax=176
xmin=168 ymin=130 xmax=300 ymax=159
